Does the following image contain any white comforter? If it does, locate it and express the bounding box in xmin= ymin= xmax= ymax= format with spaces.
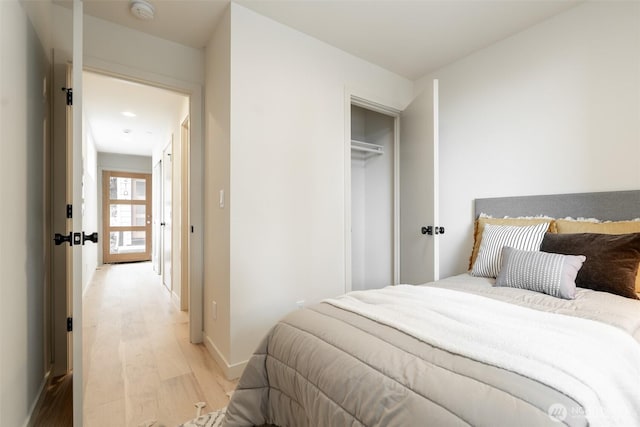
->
xmin=326 ymin=285 xmax=640 ymax=427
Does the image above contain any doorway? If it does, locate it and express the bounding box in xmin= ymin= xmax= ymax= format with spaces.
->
xmin=350 ymin=104 xmax=398 ymax=291
xmin=102 ymin=171 xmax=152 ymax=263
xmin=83 ymin=70 xmax=189 ymax=305
xmin=83 ymin=69 xmax=195 ymax=422
xmin=345 ymin=84 xmax=440 ymax=292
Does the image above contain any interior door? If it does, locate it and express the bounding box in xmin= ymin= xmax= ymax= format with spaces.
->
xmin=51 ymin=3 xmax=85 ymax=422
xmin=162 ymin=141 xmax=172 ymax=291
xmin=400 ymin=79 xmax=440 ymax=283
xmin=51 ymin=54 xmax=71 ymax=379
xmin=71 ymin=0 xmax=84 ymax=424
xmin=152 ymin=160 xmax=162 ymax=274
xmin=102 ymin=171 xmax=152 ymax=263
xmin=180 ymin=117 xmax=190 ymax=311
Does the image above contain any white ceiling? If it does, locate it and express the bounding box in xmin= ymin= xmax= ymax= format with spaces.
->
xmin=77 ymin=0 xmax=581 ymax=157
xmin=72 ymin=0 xmax=582 ymax=80
xmin=84 ymin=71 xmax=188 ymax=156
xmin=238 ymin=0 xmax=581 ymax=80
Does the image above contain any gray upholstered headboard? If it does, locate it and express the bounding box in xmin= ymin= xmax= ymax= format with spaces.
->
xmin=474 ymin=190 xmax=640 ymax=222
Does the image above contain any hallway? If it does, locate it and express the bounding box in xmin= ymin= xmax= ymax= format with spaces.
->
xmin=83 ymin=262 xmax=235 ymax=426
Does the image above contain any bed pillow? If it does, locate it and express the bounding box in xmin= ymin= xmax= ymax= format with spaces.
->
xmin=496 ymin=247 xmax=585 ymax=299
xmin=469 ymin=216 xmax=556 ymax=270
xmin=540 ymin=232 xmax=640 ymax=300
xmin=556 ymin=219 xmax=640 ymax=293
xmin=555 ymin=218 xmax=640 ymax=234
xmin=471 ymin=222 xmax=550 ymax=278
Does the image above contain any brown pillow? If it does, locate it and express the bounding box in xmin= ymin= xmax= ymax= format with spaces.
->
xmin=469 ymin=217 xmax=557 ymax=269
xmin=555 ymin=219 xmax=640 ymax=293
xmin=540 ymin=232 xmax=640 ymax=300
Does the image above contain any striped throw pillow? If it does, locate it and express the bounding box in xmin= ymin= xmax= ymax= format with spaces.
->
xmin=496 ymin=247 xmax=585 ymax=299
xmin=471 ymin=222 xmax=549 ymax=278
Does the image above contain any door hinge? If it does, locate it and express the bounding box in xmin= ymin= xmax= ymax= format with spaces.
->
xmin=61 ymin=87 xmax=72 ymax=106
xmin=66 ymin=317 xmax=73 ymax=332
xmin=66 ymin=204 xmax=72 ymax=219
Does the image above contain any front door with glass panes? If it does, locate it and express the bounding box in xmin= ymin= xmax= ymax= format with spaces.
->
xmin=102 ymin=171 xmax=152 ymax=263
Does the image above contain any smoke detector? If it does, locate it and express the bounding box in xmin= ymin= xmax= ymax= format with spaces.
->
xmin=130 ymin=0 xmax=155 ymax=21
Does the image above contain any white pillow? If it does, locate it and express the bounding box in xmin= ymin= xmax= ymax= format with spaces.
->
xmin=471 ymin=222 xmax=549 ymax=278
xmin=495 ymin=247 xmax=586 ymax=299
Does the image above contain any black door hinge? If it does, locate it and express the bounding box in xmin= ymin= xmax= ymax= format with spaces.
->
xmin=61 ymin=87 xmax=72 ymax=106
xmin=67 ymin=204 xmax=72 ymax=219
xmin=66 ymin=317 xmax=73 ymax=332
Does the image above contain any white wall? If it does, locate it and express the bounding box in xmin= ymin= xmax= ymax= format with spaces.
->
xmin=204 ymin=5 xmax=232 ymax=368
xmin=0 ymin=1 xmax=50 ymax=425
xmin=82 ymin=10 xmax=204 ymax=85
xmin=416 ymin=1 xmax=640 ymax=278
xmin=215 ymin=3 xmax=414 ymax=367
xmin=350 ymin=108 xmax=367 ymax=291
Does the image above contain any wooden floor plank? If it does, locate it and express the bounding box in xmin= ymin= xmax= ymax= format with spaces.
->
xmin=34 ymin=262 xmax=237 ymax=426
xmin=81 ymin=262 xmax=236 ymax=426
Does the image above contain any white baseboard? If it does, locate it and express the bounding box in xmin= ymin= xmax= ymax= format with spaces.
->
xmin=204 ymin=335 xmax=247 ymax=380
xmin=22 ymin=370 xmax=51 ymax=427
xmin=171 ymin=290 xmax=180 ymax=308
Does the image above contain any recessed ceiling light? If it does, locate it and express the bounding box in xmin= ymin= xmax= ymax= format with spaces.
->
xmin=123 ymin=129 xmax=132 ymax=134
xmin=130 ymin=0 xmax=155 ymax=21
xmin=122 ymin=111 xmax=136 ymax=117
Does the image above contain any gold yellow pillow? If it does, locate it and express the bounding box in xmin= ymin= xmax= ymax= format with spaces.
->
xmin=555 ymin=219 xmax=640 ymax=293
xmin=469 ymin=217 xmax=557 ymax=270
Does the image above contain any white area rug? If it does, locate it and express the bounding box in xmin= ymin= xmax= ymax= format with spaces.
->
xmin=178 ymin=408 xmax=226 ymax=427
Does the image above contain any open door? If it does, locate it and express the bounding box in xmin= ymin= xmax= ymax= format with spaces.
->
xmin=162 ymin=140 xmax=173 ymax=292
xmin=180 ymin=117 xmax=190 ymax=311
xmin=70 ymin=4 xmax=85 ymax=424
xmin=152 ymin=160 xmax=162 ymax=274
xmin=346 ymin=81 xmax=439 ymax=290
xmin=51 ymin=0 xmax=86 ymax=422
xmin=49 ymin=1 xmax=90 ymax=424
xmin=400 ymin=79 xmax=440 ymax=284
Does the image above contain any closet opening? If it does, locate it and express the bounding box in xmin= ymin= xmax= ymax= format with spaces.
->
xmin=348 ymin=99 xmax=400 ymax=292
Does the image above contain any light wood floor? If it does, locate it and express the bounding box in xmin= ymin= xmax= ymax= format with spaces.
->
xmin=83 ymin=262 xmax=237 ymax=427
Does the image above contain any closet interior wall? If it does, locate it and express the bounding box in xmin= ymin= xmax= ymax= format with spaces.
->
xmin=351 ymin=105 xmax=395 ymax=291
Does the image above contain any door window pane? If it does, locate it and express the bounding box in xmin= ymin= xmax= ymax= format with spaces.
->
xmin=110 ymin=177 xmax=146 ymax=200
xmin=109 ymin=231 xmax=146 ymax=255
xmin=110 ymin=204 xmax=146 ymax=227
xmin=133 ymin=179 xmax=146 ymax=200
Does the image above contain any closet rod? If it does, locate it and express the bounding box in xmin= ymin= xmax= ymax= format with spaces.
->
xmin=351 ymin=139 xmax=384 ymax=155
xmin=351 ymin=145 xmax=383 ymax=154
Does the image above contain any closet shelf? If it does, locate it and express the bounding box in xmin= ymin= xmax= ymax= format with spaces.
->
xmin=351 ymin=139 xmax=384 ymax=155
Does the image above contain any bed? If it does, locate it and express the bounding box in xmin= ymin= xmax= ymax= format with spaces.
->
xmin=222 ymin=191 xmax=640 ymax=427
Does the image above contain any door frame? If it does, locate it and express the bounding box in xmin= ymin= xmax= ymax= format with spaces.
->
xmin=82 ymin=59 xmax=204 ymax=344
xmin=344 ymin=90 xmax=401 ymax=293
